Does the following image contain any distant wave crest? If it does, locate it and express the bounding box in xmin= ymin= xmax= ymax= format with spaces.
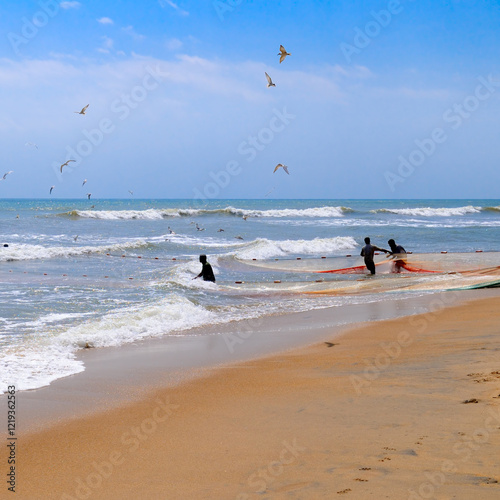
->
xmin=372 ymin=206 xmax=482 ymax=217
xmin=56 ymin=205 xmax=353 ymax=220
xmin=483 ymin=206 xmax=500 ymax=213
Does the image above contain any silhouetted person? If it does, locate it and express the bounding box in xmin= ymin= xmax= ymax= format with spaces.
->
xmin=194 ymin=254 xmax=215 ymax=282
xmin=388 ymin=239 xmax=407 ymax=273
xmin=360 ymin=237 xmax=389 ymax=275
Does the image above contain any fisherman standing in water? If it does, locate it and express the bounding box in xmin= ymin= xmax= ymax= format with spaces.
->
xmin=360 ymin=237 xmax=390 ymax=275
xmin=193 ymin=254 xmax=216 ymax=282
xmin=387 ymin=239 xmax=407 ymax=273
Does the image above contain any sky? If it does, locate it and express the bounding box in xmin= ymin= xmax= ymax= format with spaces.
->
xmin=0 ymin=0 xmax=500 ymax=199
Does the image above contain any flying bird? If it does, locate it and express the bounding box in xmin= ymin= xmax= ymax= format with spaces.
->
xmin=1 ymin=171 xmax=13 ymax=180
xmin=60 ymin=160 xmax=76 ymax=173
xmin=128 ymin=190 xmax=134 ymax=195
xmin=278 ymin=45 xmax=291 ymax=63
xmin=50 ymin=186 xmax=55 ymax=194
xmin=86 ymin=193 xmax=91 ymax=199
xmin=73 ymin=235 xmax=79 ymax=242
xmin=75 ymin=104 xmax=89 ymax=115
xmin=273 ymin=163 xmax=290 ymax=175
xmin=25 ymin=142 xmax=38 ymax=150
xmin=264 ymin=187 xmax=275 ymax=198
xmin=265 ymin=72 xmax=276 ymax=87
xmin=82 ymin=179 xmax=87 ymax=187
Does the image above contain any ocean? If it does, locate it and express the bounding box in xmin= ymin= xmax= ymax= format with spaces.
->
xmin=1 ymin=198 xmax=499 ymax=392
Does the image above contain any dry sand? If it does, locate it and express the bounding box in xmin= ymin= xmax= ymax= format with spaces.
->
xmin=3 ymin=294 xmax=500 ymax=499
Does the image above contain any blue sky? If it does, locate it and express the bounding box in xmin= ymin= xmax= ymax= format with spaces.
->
xmin=0 ymin=0 xmax=500 ymax=199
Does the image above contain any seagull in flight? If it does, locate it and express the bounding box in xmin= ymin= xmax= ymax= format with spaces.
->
xmin=265 ymin=72 xmax=276 ymax=87
xmin=82 ymin=179 xmax=87 ymax=187
xmin=273 ymin=163 xmax=290 ymax=175
xmin=128 ymin=190 xmax=134 ymax=195
xmin=1 ymin=171 xmax=13 ymax=180
xmin=86 ymin=193 xmax=91 ymax=200
xmin=73 ymin=235 xmax=79 ymax=242
xmin=25 ymin=142 xmax=38 ymax=150
xmin=60 ymin=160 xmax=76 ymax=173
xmin=278 ymin=45 xmax=291 ymax=63
xmin=50 ymin=185 xmax=55 ymax=194
xmin=75 ymin=104 xmax=89 ymax=115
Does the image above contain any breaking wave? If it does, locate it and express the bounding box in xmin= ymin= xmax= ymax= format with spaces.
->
xmin=56 ymin=206 xmax=353 ymax=220
xmin=372 ymin=206 xmax=482 ymax=217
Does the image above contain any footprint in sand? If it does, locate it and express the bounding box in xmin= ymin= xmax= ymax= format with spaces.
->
xmin=359 ymin=467 xmax=371 ymax=471
xmin=383 ymin=447 xmax=396 ymax=451
xmin=337 ymin=489 xmax=352 ymax=494
xmin=463 ymin=398 xmax=480 ymax=404
xmin=354 ymin=478 xmax=368 ymax=482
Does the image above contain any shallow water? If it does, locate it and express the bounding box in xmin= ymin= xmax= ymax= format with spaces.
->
xmin=1 ymin=198 xmax=499 ymax=391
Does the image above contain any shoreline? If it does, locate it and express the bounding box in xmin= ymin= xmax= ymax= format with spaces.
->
xmin=2 ymin=288 xmax=499 ymax=433
xmin=2 ymin=290 xmax=499 ymax=499
xmin=2 ymin=289 xmax=497 ymax=434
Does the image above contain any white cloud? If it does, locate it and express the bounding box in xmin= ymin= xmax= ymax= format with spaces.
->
xmin=97 ymin=17 xmax=114 ymax=25
xmin=60 ymin=1 xmax=81 ymax=9
xmin=97 ymin=36 xmax=114 ymax=54
xmin=158 ymin=0 xmax=189 ymax=16
xmin=122 ymin=26 xmax=145 ymax=41
xmin=166 ymin=38 xmax=183 ymax=51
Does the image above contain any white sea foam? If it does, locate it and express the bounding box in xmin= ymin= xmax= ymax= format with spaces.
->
xmin=0 ymin=294 xmax=228 ymax=391
xmin=59 ymin=205 xmax=351 ymax=220
xmin=233 ymin=236 xmax=358 ymax=260
xmin=372 ymin=206 xmax=482 ymax=217
xmin=226 ymin=206 xmax=351 ymax=218
xmin=0 ymin=343 xmax=85 ymax=392
xmin=0 ymin=240 xmax=149 ymax=262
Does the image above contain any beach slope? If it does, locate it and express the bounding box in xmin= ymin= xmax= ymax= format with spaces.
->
xmin=4 ymin=295 xmax=500 ymax=499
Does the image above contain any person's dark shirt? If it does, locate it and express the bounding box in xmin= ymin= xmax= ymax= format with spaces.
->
xmin=200 ymin=262 xmax=215 ymax=282
xmin=361 ymin=243 xmax=385 ymax=261
xmin=391 ymin=244 xmax=406 ymax=255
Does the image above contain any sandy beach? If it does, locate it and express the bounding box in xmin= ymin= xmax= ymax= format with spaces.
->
xmin=3 ymin=292 xmax=500 ymax=499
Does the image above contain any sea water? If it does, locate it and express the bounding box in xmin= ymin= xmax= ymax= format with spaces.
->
xmin=1 ymin=199 xmax=499 ymax=391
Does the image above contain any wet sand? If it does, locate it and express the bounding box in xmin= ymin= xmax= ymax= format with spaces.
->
xmin=2 ymin=292 xmax=500 ymax=499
